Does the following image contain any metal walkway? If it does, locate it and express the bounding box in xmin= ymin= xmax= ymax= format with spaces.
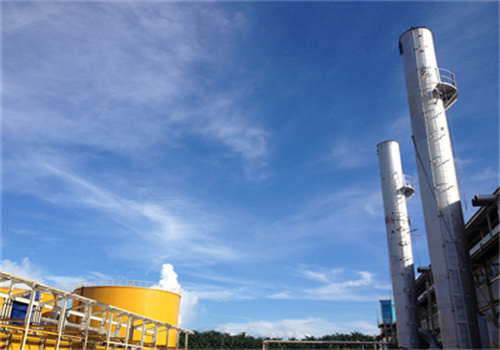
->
xmin=0 ymin=271 xmax=192 ymax=350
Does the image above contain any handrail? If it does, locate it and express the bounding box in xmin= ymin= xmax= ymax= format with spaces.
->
xmin=403 ymin=174 xmax=415 ymax=190
xmin=0 ymin=271 xmax=193 ymax=350
xmin=75 ymin=279 xmax=181 ymax=293
xmin=438 ymin=67 xmax=456 ymax=87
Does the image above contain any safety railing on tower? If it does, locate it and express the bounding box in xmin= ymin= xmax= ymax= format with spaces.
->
xmin=436 ymin=68 xmax=459 ymax=110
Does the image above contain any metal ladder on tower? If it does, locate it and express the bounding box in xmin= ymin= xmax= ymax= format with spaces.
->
xmin=420 ymin=64 xmax=474 ymax=345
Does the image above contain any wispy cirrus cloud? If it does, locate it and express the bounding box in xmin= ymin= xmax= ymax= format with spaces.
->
xmin=2 ymin=3 xmax=268 ymax=268
xmin=3 ymin=2 xmax=268 ymax=175
xmin=265 ymin=186 xmax=383 ymax=243
xmin=327 ymin=114 xmax=413 ymax=171
xmin=329 ymin=138 xmax=371 ymax=170
xmin=5 ymin=156 xmax=238 ymax=265
xmin=269 ymin=265 xmax=389 ymax=302
xmin=470 ymin=167 xmax=498 ymax=182
xmin=179 ymin=264 xmax=388 ymax=303
xmin=187 ymin=284 xmax=255 ymax=302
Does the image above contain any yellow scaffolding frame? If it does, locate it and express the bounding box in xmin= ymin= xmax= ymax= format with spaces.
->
xmin=0 ymin=271 xmax=193 ymax=350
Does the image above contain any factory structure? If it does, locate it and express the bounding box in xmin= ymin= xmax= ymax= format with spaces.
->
xmin=0 ymin=273 xmax=192 ymax=349
xmin=0 ymin=26 xmax=497 ymax=350
xmin=377 ymin=27 xmax=498 ymax=349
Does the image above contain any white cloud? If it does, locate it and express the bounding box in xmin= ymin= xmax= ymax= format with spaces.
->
xmin=180 ymin=277 xmax=260 ymax=302
xmin=269 ymin=266 xmax=388 ymax=302
xmin=1 ymin=258 xmax=113 ymax=290
xmin=329 ymin=138 xmax=370 ymax=170
xmin=179 ymin=289 xmax=199 ymax=328
xmin=267 ymin=186 xmax=383 ymax=242
xmin=470 ymin=167 xmax=498 ymax=182
xmin=192 ymin=286 xmax=254 ymax=302
xmin=3 ymin=3 xmax=268 ymax=174
xmin=179 ymin=269 xmax=272 ymax=302
xmin=326 ymin=113 xmax=418 ymax=173
xmin=388 ymin=116 xmax=413 ymax=140
xmin=303 ymin=272 xmax=375 ymax=302
xmin=215 ymin=317 xmax=379 ymax=339
xmin=5 ymin=159 xmax=238 ymax=265
xmin=1 ymin=258 xmax=45 ymax=283
xmin=45 ymin=275 xmax=89 ymax=289
xmin=180 ymin=97 xmax=269 ymax=162
xmin=300 ymin=270 xmax=330 ymax=284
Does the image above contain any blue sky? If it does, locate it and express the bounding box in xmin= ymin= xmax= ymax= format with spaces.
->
xmin=1 ymin=0 xmax=498 ymax=338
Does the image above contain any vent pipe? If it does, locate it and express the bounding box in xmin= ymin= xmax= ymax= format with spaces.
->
xmin=399 ymin=27 xmax=480 ymax=348
xmin=471 ymin=194 xmax=498 ymax=207
xmin=377 ymin=140 xmax=419 ymax=349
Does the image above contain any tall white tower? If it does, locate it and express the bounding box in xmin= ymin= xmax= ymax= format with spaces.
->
xmin=399 ymin=27 xmax=480 ymax=348
xmin=377 ymin=140 xmax=420 ymax=349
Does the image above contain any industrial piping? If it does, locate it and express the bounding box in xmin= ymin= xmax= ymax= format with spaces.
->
xmin=377 ymin=140 xmax=419 ymax=349
xmin=399 ymin=27 xmax=481 ymax=348
xmin=471 ymin=194 xmax=499 ymax=207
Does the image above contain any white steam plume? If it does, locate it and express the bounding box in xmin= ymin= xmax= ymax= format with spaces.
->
xmin=152 ymin=263 xmax=182 ymax=294
xmin=152 ymin=263 xmax=198 ymax=327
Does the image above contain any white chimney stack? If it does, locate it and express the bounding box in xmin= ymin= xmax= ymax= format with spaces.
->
xmin=377 ymin=140 xmax=419 ymax=349
xmin=399 ymin=27 xmax=480 ymax=349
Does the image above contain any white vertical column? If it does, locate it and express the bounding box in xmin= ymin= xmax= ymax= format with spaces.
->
xmin=377 ymin=140 xmax=419 ymax=349
xmin=399 ymin=27 xmax=480 ymax=349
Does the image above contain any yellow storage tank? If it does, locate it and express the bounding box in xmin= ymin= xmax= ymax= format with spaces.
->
xmin=73 ymin=284 xmax=181 ymax=348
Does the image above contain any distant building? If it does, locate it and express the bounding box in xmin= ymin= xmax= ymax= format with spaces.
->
xmin=379 ymin=298 xmax=396 ymax=325
xmin=377 ymin=297 xmax=397 ymax=344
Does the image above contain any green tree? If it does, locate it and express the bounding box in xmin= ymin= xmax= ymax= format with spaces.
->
xmin=180 ymin=330 xmax=376 ymax=350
